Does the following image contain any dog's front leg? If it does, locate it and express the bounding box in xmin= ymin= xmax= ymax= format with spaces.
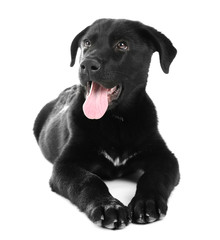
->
xmin=49 ymin=160 xmax=130 ymax=229
xmin=128 ymin=148 xmax=180 ymax=224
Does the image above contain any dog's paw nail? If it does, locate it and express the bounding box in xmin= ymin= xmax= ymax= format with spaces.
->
xmin=105 ymin=222 xmax=116 ymax=229
xmin=148 ymin=216 xmax=157 ymax=223
xmin=137 ymin=214 xmax=145 ymax=224
xmin=137 ymin=219 xmax=145 ymax=224
xmin=118 ymin=221 xmax=126 ymax=229
xmin=95 ymin=220 xmax=102 ymax=227
xmin=146 ymin=213 xmax=157 ymax=223
xmin=158 ymin=209 xmax=165 ymax=220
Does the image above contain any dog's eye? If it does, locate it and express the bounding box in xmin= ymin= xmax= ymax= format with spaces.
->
xmin=83 ymin=39 xmax=91 ymax=48
xmin=116 ymin=41 xmax=128 ymax=51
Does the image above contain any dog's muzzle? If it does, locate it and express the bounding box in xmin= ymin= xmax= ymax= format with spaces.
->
xmin=80 ymin=59 xmax=122 ymax=120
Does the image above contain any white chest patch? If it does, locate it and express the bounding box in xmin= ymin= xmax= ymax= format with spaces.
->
xmin=100 ymin=150 xmax=139 ymax=167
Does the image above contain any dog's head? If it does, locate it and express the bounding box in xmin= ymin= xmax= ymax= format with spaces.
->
xmin=70 ymin=19 xmax=177 ymax=119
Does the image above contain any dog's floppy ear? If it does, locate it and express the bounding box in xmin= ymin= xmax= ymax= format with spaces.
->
xmin=139 ymin=25 xmax=177 ymax=73
xmin=70 ymin=26 xmax=90 ymax=67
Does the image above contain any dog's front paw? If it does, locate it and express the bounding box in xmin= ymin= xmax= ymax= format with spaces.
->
xmin=128 ymin=196 xmax=167 ymax=224
xmin=86 ymin=198 xmax=130 ymax=230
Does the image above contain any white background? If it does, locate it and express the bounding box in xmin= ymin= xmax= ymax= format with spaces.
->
xmin=1 ymin=0 xmax=220 ymax=239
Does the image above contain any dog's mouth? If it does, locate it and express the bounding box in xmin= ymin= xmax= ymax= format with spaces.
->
xmin=83 ymin=81 xmax=122 ymax=120
xmin=86 ymin=81 xmax=122 ymax=103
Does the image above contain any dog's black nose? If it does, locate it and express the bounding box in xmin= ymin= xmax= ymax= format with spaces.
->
xmin=80 ymin=59 xmax=101 ymax=72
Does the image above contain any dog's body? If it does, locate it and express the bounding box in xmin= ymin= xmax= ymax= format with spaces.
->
xmin=34 ymin=19 xmax=180 ymax=229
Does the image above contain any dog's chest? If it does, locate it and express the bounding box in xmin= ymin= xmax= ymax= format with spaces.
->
xmin=99 ymin=150 xmax=139 ymax=167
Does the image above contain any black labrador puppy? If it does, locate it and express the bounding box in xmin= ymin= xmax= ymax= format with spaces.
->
xmin=33 ymin=18 xmax=180 ymax=230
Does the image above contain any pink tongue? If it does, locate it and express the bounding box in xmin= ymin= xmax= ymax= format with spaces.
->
xmin=83 ymin=82 xmax=108 ymax=119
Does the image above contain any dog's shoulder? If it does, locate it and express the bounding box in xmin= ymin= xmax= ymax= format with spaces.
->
xmin=33 ymin=84 xmax=84 ymax=141
xmin=53 ymin=85 xmax=84 ymax=114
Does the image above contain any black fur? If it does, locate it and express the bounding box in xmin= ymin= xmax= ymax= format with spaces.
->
xmin=33 ymin=19 xmax=180 ymax=230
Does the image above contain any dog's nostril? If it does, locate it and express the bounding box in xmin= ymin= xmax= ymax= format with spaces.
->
xmin=81 ymin=64 xmax=86 ymax=70
xmin=91 ymin=65 xmax=99 ymax=71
